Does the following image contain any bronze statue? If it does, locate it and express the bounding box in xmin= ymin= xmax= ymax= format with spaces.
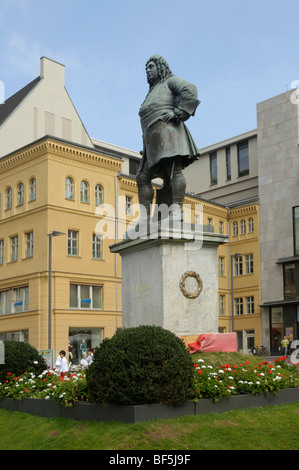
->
xmin=127 ymin=55 xmax=200 ymax=237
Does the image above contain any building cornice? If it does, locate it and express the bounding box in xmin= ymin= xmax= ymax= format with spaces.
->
xmin=0 ymin=136 xmax=123 ymax=174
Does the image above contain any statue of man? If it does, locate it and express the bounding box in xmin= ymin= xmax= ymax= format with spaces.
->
xmin=136 ymin=54 xmax=200 ymax=228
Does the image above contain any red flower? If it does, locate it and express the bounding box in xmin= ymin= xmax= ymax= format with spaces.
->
xmin=197 ymin=370 xmax=203 ymax=375
xmin=268 ymin=370 xmax=273 ymax=374
xmin=245 ymin=361 xmax=250 ymax=365
xmin=7 ymin=372 xmax=11 ymax=376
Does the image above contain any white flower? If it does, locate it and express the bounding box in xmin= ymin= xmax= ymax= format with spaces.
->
xmin=256 ymin=381 xmax=260 ymax=385
xmin=33 ymin=361 xmax=38 ymax=364
xmin=198 ymin=359 xmax=204 ymax=363
xmin=228 ymin=376 xmax=234 ymax=380
xmin=218 ymin=370 xmax=224 ymax=374
xmin=45 ymin=396 xmax=50 ymax=400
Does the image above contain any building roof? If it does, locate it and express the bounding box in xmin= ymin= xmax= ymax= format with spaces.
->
xmin=0 ymin=76 xmax=41 ymax=128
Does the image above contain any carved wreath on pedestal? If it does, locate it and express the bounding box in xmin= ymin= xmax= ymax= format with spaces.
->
xmin=179 ymin=271 xmax=203 ymax=299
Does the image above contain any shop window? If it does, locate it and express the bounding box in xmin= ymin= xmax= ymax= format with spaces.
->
xmin=69 ymin=327 xmax=103 ymax=365
xmin=271 ymin=307 xmax=283 ymax=353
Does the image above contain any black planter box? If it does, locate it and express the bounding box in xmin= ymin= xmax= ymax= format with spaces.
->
xmin=0 ymin=389 xmax=298 ymax=423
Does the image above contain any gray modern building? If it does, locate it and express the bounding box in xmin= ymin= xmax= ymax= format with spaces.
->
xmin=185 ymin=87 xmax=299 ymax=354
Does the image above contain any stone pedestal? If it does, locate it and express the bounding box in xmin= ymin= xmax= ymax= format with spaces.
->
xmin=110 ymin=228 xmax=228 ymax=337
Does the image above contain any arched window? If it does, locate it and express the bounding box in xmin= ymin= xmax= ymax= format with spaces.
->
xmin=80 ymin=181 xmax=89 ymax=203
xmin=65 ymin=177 xmax=74 ymax=200
xmin=95 ymin=184 xmax=103 ymax=206
xmin=240 ymin=219 xmax=246 ymax=235
xmin=17 ymin=183 xmax=24 ymax=205
xmin=248 ymin=217 xmax=254 ymax=233
xmin=6 ymin=187 xmax=12 ymax=209
xmin=29 ymin=178 xmax=36 ymax=201
xmin=232 ymin=221 xmax=238 ymax=236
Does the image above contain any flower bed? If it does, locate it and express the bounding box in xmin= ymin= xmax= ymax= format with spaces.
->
xmin=0 ymin=356 xmax=298 ymax=409
xmin=0 ymin=369 xmax=89 ymax=408
xmin=193 ymin=356 xmax=299 ymax=402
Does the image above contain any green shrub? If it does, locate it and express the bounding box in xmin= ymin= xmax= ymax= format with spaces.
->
xmin=0 ymin=341 xmax=47 ymax=382
xmin=86 ymin=325 xmax=194 ymax=406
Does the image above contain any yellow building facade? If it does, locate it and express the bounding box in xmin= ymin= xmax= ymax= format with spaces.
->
xmin=0 ymin=136 xmax=140 ymax=364
xmin=0 ymin=136 xmax=262 ymax=360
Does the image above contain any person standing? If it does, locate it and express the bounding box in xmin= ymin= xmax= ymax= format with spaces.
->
xmin=281 ymin=336 xmax=289 ymax=356
xmin=58 ymin=350 xmax=69 ymax=378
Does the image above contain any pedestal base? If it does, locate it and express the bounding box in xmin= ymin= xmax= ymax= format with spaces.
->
xmin=110 ymin=230 xmax=227 ymax=337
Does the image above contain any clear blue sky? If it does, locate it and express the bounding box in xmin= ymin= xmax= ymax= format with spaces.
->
xmin=1 ymin=0 xmax=299 ymax=152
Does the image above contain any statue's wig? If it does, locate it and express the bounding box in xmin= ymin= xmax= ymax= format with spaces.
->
xmin=146 ymin=55 xmax=173 ymax=87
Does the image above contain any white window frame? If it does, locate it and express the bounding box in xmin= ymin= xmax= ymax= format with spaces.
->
xmin=17 ymin=183 xmax=24 ymax=205
xmin=92 ymin=233 xmax=102 ymax=259
xmin=6 ymin=187 xmax=12 ymax=209
xmin=25 ymin=231 xmax=34 ymax=258
xmin=65 ymin=177 xmax=74 ymax=200
xmin=126 ymin=196 xmax=133 ymax=215
xmin=68 ymin=230 xmax=79 ymax=256
xmin=235 ymin=297 xmax=243 ymax=316
xmin=29 ymin=178 xmax=36 ymax=201
xmin=246 ymin=296 xmax=255 ymax=315
xmin=245 ymin=254 xmax=254 ymax=274
xmin=234 ymin=255 xmax=243 ymax=276
xmin=80 ymin=181 xmax=89 ymax=203
xmin=0 ymin=240 xmax=3 ymax=265
xmin=70 ymin=284 xmax=103 ymax=310
xmin=10 ymin=235 xmax=18 ymax=262
xmin=95 ymin=184 xmax=104 ymax=206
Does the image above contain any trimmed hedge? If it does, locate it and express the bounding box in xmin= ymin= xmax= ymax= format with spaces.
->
xmin=0 ymin=341 xmax=47 ymax=382
xmin=86 ymin=325 xmax=194 ymax=406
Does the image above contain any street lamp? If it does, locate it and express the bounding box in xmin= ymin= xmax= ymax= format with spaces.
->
xmin=48 ymin=231 xmax=65 ymax=350
xmin=230 ymin=253 xmax=242 ymax=332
